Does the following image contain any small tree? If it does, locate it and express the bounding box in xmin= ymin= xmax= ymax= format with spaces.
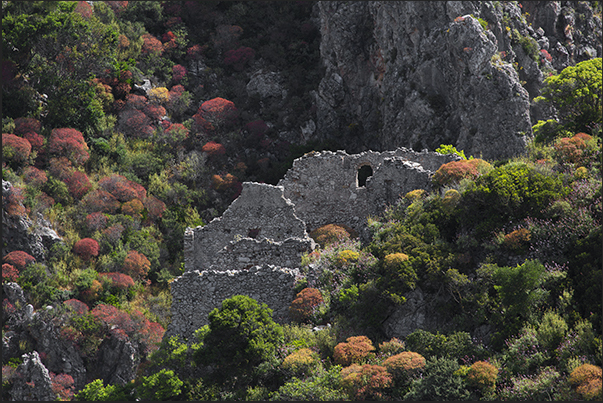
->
xmin=333 ymin=336 xmax=376 ymax=366
xmin=195 ymin=295 xmax=284 ymax=381
xmin=309 ymin=224 xmax=354 ymax=248
xmin=466 ymin=361 xmax=498 ymax=394
xmin=122 ymin=250 xmax=151 ymax=280
xmin=289 ymin=288 xmax=324 ymax=323
xmin=534 ymin=58 xmax=602 ymax=134
xmin=341 ymin=364 xmax=392 ymax=400
xmin=383 ymin=351 xmax=426 ymax=383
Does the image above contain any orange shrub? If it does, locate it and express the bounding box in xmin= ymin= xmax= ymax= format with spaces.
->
xmin=466 ymin=361 xmax=498 ymax=392
xmin=202 ymin=141 xmax=226 ymax=157
xmin=503 ymin=228 xmax=531 ymax=252
xmin=289 ymin=288 xmax=324 ymax=323
xmin=2 ymin=264 xmax=19 ymax=283
xmin=121 ymin=198 xmax=144 ymax=218
xmin=432 ymin=158 xmax=491 ymax=186
xmin=99 ymin=272 xmax=135 ymax=289
xmin=309 ymin=224 xmax=355 ymax=248
xmin=281 ymin=348 xmax=320 ymax=376
xmin=570 ymin=364 xmax=602 ymax=400
xmin=383 ymin=351 xmax=426 ymax=381
xmin=122 ymin=250 xmax=151 ymax=280
xmin=334 ymin=335 xmax=376 ymax=366
xmin=341 ymin=364 xmax=392 ymax=400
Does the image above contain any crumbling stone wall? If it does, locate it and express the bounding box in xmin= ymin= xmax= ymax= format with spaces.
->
xmin=278 ymin=147 xmax=459 ymax=233
xmin=184 ymin=182 xmax=314 ymax=272
xmin=166 ymin=265 xmax=300 ymax=342
xmin=171 ymin=147 xmax=458 ymax=343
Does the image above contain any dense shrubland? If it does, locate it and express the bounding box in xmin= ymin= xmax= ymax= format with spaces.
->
xmin=2 ymin=1 xmax=602 ymax=401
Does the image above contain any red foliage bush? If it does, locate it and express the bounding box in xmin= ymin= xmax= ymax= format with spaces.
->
xmin=23 ymin=166 xmax=48 ymax=188
xmin=2 ymin=264 xmax=19 ymax=283
xmin=141 ymin=33 xmax=164 ymax=55
xmin=85 ymin=212 xmax=108 ymax=232
xmin=23 ymin=131 xmax=44 ymax=151
xmin=172 ymin=64 xmax=187 ymax=83
xmin=143 ymin=195 xmax=166 ymax=221
xmin=125 ymin=94 xmax=148 ymax=110
xmin=113 ymin=82 xmax=131 ymax=100
xmin=82 ymin=189 xmax=121 ymax=214
xmin=540 ymin=49 xmax=552 ymax=62
xmin=64 ymin=170 xmax=92 ymax=199
xmin=102 ymin=224 xmax=125 ymax=244
xmin=187 ymin=44 xmax=208 ymax=60
xmin=74 ymin=1 xmax=93 ymax=18
xmin=197 ymin=97 xmax=239 ymax=128
xmin=3 ymin=133 xmax=32 ymax=162
xmin=48 ymin=157 xmax=74 ymax=181
xmin=14 ymin=117 xmax=41 ymax=135
xmin=47 ymin=128 xmax=89 ymax=165
xmin=341 ymin=364 xmax=393 ymax=400
xmin=122 ymin=250 xmax=151 ymax=280
xmin=334 ymin=336 xmax=376 ymax=366
xmin=554 ymin=133 xmax=595 ymax=166
xmin=73 ymin=238 xmax=100 ymax=261
xmin=99 ymin=272 xmax=135 ymax=289
xmin=432 ymin=158 xmax=490 ymax=186
xmin=4 ymin=185 xmax=27 ymax=216
xmin=3 ymin=251 xmax=36 ymax=270
xmin=202 ymin=141 xmax=226 ymax=157
xmin=99 ymin=174 xmax=146 ymax=202
xmin=289 ymin=287 xmax=324 ymax=323
xmin=119 ymin=109 xmax=151 ymax=137
xmin=143 ymin=104 xmax=166 ymax=121
xmin=223 ymin=46 xmax=255 ymax=71
xmin=192 ymin=114 xmax=215 ymax=134
xmin=50 ymin=372 xmax=75 ymax=401
xmin=63 ymin=299 xmax=89 ymax=315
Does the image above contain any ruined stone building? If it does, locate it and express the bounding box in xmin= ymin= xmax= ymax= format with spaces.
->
xmin=166 ymin=147 xmax=458 ymax=341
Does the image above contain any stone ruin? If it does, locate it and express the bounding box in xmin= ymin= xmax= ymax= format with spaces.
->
xmin=166 ymin=147 xmax=459 ymax=341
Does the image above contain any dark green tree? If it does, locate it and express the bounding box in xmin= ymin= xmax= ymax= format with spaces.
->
xmin=194 ymin=295 xmax=284 ymax=383
xmin=404 ymin=356 xmax=470 ymax=400
xmin=534 ymin=58 xmax=602 ymax=136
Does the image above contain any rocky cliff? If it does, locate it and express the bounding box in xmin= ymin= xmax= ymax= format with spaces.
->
xmin=312 ymin=1 xmax=601 ymax=159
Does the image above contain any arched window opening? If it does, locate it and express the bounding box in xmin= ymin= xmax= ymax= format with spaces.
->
xmin=357 ymin=165 xmax=373 ymax=187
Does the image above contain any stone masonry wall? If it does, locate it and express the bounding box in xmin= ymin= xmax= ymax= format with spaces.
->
xmin=184 ymin=182 xmax=314 ymax=272
xmin=278 ymin=147 xmax=459 ymax=233
xmin=165 ymin=265 xmax=300 ymax=342
xmin=171 ymin=147 xmax=457 ymax=343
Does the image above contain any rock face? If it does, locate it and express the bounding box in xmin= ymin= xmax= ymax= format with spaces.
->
xmin=185 ymin=182 xmax=313 ymax=272
xmin=2 ymin=180 xmax=63 ymax=261
xmin=9 ymin=351 xmax=55 ymax=402
xmin=166 ymin=265 xmax=300 ymax=342
xmin=382 ymin=287 xmax=452 ymax=339
xmin=91 ymin=332 xmax=141 ymax=386
xmin=313 ymin=1 xmax=602 ymax=159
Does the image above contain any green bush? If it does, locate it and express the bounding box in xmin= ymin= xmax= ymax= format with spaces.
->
xmin=461 ymin=162 xmax=569 ymax=236
xmin=404 ymin=356 xmax=470 ymax=400
xmin=269 ymin=366 xmax=344 ymax=401
xmin=534 ymin=58 xmax=602 ymax=135
xmin=194 ymin=295 xmax=284 ymax=382
xmin=137 ymin=369 xmax=183 ymax=401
